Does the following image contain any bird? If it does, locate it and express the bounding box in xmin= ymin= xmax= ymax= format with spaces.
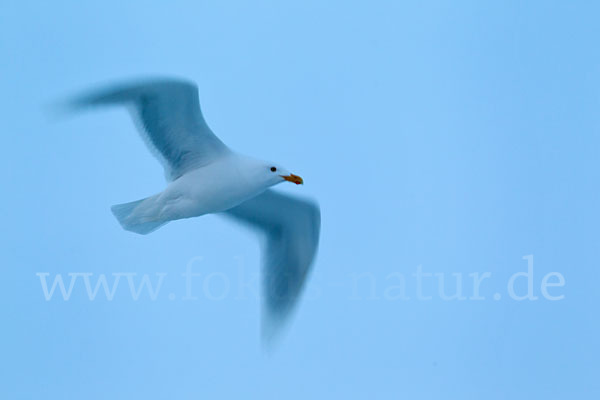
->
xmin=66 ymin=78 xmax=320 ymax=341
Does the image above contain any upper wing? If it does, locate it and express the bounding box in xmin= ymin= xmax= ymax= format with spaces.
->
xmin=69 ymin=78 xmax=230 ymax=180
xmin=223 ymin=189 xmax=321 ymax=339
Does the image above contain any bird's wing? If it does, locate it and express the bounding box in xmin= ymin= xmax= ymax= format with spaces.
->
xmin=223 ymin=189 xmax=321 ymax=338
xmin=69 ymin=78 xmax=230 ymax=180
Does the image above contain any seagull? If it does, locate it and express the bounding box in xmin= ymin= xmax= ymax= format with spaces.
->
xmin=67 ymin=78 xmax=320 ymax=340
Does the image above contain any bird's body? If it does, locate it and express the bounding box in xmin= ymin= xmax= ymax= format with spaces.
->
xmin=67 ymin=77 xmax=320 ymax=340
xmin=153 ymin=153 xmax=268 ymax=218
xmin=114 ymin=153 xmax=288 ymax=232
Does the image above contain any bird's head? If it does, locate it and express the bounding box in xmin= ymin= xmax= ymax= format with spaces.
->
xmin=237 ymin=156 xmax=304 ymax=189
xmin=256 ymin=161 xmax=303 ymax=187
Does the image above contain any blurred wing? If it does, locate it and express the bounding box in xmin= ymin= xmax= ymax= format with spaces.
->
xmin=224 ymin=189 xmax=321 ymax=337
xmin=69 ymin=78 xmax=230 ymax=180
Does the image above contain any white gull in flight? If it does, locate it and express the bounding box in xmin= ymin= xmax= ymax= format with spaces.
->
xmin=67 ymin=78 xmax=320 ymax=339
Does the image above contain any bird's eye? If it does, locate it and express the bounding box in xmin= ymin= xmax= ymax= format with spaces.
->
xmin=270 ymin=166 xmax=277 ymax=172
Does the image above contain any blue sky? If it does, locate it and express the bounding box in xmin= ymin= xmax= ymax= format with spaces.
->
xmin=1 ymin=1 xmax=599 ymax=398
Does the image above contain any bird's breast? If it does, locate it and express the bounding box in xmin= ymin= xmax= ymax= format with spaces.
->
xmin=170 ymin=166 xmax=267 ymax=217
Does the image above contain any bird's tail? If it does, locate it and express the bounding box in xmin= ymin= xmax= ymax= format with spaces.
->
xmin=111 ymin=197 xmax=167 ymax=235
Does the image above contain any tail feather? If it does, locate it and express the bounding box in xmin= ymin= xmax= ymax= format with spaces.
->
xmin=111 ymin=198 xmax=167 ymax=235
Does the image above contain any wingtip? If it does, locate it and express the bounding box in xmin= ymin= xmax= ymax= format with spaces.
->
xmin=260 ymin=313 xmax=287 ymax=352
xmin=42 ymin=97 xmax=84 ymax=121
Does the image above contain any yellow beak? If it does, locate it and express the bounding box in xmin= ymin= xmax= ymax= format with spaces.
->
xmin=282 ymin=174 xmax=304 ymax=185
